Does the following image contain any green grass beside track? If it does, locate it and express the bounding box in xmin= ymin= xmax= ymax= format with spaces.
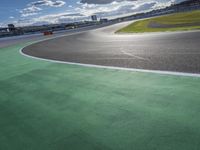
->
xmin=117 ymin=10 xmax=200 ymax=33
xmin=1 ymin=43 xmax=200 ymax=150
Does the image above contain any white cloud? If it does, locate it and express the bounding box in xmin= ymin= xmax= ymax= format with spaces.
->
xmin=20 ymin=0 xmax=66 ymax=17
xmin=75 ymin=0 xmax=159 ymax=18
xmin=0 ymin=23 xmax=5 ymax=27
xmin=79 ymin=0 xmax=180 ymax=18
xmin=15 ymin=12 xmax=88 ymax=26
xmin=13 ymin=0 xmax=182 ymax=26
xmin=30 ymin=0 xmax=66 ymax=7
xmin=80 ymin=0 xmax=136 ymax=4
xmin=20 ymin=5 xmax=42 ymax=17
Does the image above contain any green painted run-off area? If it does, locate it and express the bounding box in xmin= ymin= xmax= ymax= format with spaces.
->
xmin=0 ymin=43 xmax=200 ymax=150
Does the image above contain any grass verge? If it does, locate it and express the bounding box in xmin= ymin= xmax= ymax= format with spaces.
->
xmin=117 ymin=10 xmax=200 ymax=33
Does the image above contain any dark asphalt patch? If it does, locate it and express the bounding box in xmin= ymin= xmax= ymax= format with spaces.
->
xmin=22 ymin=24 xmax=200 ymax=74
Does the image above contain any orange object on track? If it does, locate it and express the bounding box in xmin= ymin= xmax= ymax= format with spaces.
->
xmin=43 ymin=31 xmax=53 ymax=36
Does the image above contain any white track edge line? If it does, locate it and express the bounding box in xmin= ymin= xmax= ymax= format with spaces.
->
xmin=19 ymin=31 xmax=200 ymax=78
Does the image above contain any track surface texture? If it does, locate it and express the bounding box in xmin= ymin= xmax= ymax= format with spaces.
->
xmin=22 ymin=22 xmax=200 ymax=74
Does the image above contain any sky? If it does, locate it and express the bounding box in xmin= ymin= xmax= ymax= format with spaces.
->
xmin=0 ymin=0 xmax=185 ymax=27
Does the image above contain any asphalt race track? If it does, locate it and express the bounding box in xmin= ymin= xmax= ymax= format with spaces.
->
xmin=22 ymin=22 xmax=200 ymax=74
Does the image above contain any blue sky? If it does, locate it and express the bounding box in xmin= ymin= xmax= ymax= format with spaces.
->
xmin=0 ymin=0 xmax=184 ymax=27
